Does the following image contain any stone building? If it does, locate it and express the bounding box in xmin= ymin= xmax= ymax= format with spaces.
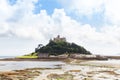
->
xmin=53 ymin=35 xmax=66 ymax=42
xmin=38 ymin=53 xmax=49 ymax=58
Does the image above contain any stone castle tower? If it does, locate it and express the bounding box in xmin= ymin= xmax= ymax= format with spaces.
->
xmin=52 ymin=35 xmax=66 ymax=42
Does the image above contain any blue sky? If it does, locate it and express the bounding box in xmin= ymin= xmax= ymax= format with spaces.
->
xmin=34 ymin=0 xmax=62 ymax=15
xmin=7 ymin=0 xmax=106 ymax=28
xmin=0 ymin=0 xmax=120 ymax=56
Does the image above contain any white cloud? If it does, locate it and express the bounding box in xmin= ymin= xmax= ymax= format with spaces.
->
xmin=59 ymin=0 xmax=120 ymax=25
xmin=104 ymin=0 xmax=120 ymax=24
xmin=59 ymin=0 xmax=104 ymax=17
xmin=1 ymin=0 xmax=120 ymax=55
xmin=0 ymin=0 xmax=13 ymax=22
xmin=57 ymin=0 xmax=120 ymax=55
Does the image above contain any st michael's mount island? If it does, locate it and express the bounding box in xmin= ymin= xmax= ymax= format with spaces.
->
xmin=18 ymin=35 xmax=108 ymax=60
xmin=34 ymin=35 xmax=108 ymax=60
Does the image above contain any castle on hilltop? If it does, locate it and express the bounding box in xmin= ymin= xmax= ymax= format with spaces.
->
xmin=51 ymin=35 xmax=66 ymax=42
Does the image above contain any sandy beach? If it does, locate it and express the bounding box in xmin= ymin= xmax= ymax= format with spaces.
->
xmin=0 ymin=58 xmax=120 ymax=80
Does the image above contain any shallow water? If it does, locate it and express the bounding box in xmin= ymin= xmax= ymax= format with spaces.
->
xmin=90 ymin=59 xmax=120 ymax=65
xmin=0 ymin=61 xmax=65 ymax=71
xmin=0 ymin=56 xmax=15 ymax=59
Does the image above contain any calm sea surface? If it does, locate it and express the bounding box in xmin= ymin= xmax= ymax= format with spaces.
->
xmin=1 ymin=56 xmax=120 ymax=71
xmin=0 ymin=61 xmax=65 ymax=71
xmin=0 ymin=56 xmax=15 ymax=59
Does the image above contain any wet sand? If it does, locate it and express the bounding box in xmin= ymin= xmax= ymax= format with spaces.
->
xmin=34 ymin=59 xmax=120 ymax=80
xmin=0 ymin=58 xmax=120 ymax=80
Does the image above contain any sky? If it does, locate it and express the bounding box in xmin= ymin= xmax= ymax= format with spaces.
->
xmin=0 ymin=0 xmax=120 ymax=56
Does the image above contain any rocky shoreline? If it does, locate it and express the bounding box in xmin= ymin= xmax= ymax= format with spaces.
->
xmin=0 ymin=58 xmax=66 ymax=61
xmin=0 ymin=58 xmax=120 ymax=80
xmin=0 ymin=68 xmax=40 ymax=80
xmin=0 ymin=55 xmax=109 ymax=62
xmin=1 ymin=54 xmax=120 ymax=62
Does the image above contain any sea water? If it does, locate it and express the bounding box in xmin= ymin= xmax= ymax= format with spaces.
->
xmin=0 ymin=61 xmax=65 ymax=71
xmin=0 ymin=56 xmax=15 ymax=59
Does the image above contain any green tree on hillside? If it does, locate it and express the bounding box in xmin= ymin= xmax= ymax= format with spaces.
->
xmin=35 ymin=40 xmax=91 ymax=55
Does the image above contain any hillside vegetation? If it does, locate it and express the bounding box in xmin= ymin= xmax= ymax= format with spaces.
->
xmin=18 ymin=35 xmax=92 ymax=58
xmin=35 ymin=40 xmax=91 ymax=55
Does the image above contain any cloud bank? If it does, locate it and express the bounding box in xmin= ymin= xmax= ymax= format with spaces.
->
xmin=0 ymin=0 xmax=120 ymax=55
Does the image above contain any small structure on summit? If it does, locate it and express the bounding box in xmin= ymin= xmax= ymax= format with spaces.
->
xmin=52 ymin=35 xmax=66 ymax=42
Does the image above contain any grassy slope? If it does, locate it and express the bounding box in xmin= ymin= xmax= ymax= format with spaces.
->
xmin=16 ymin=52 xmax=38 ymax=59
xmin=16 ymin=55 xmax=38 ymax=59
